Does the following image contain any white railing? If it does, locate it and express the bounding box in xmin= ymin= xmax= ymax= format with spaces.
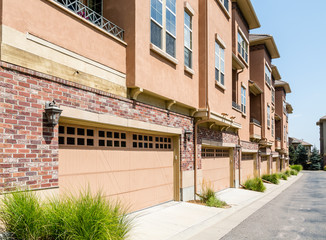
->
xmin=54 ymin=0 xmax=124 ymax=40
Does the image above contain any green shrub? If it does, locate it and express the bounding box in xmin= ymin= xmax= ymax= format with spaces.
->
xmin=262 ymin=174 xmax=280 ymax=184
xmin=290 ymin=169 xmax=298 ymax=175
xmin=277 ymin=173 xmax=288 ymax=180
xmin=243 ymin=177 xmax=266 ymax=192
xmin=45 ymin=190 xmax=131 ymax=240
xmin=284 ymin=170 xmax=291 ymax=177
xmin=0 ymin=190 xmax=46 ymax=240
xmin=324 ymin=166 xmax=326 ymax=171
xmin=206 ymin=196 xmax=227 ymax=208
xmin=197 ymin=180 xmax=215 ymax=203
xmin=290 ymin=165 xmax=303 ymax=172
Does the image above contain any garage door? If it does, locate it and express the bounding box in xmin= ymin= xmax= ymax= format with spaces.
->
xmin=58 ymin=124 xmax=174 ymax=212
xmin=241 ymin=153 xmax=255 ymax=183
xmin=261 ymin=156 xmax=269 ymax=175
xmin=272 ymin=158 xmax=277 ymax=173
xmin=201 ymin=148 xmax=231 ymax=192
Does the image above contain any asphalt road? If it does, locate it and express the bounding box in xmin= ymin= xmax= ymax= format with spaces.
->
xmin=221 ymin=171 xmax=326 ymax=240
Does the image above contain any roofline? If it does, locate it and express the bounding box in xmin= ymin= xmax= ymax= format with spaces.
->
xmin=249 ymin=35 xmax=280 ymax=59
xmin=271 ymin=65 xmax=281 ymax=80
xmin=232 ymin=0 xmax=261 ymax=30
xmin=275 ymin=80 xmax=291 ymax=93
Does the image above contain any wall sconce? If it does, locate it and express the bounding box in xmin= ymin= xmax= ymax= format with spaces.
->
xmin=184 ymin=130 xmax=193 ymax=141
xmin=44 ymin=100 xmax=63 ymax=127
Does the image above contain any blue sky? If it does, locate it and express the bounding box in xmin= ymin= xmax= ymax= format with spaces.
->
xmin=251 ymin=0 xmax=326 ymax=149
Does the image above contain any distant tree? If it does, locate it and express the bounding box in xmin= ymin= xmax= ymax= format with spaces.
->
xmin=310 ymin=147 xmax=322 ymax=170
xmin=295 ymin=144 xmax=308 ymax=168
xmin=289 ymin=145 xmax=296 ymax=165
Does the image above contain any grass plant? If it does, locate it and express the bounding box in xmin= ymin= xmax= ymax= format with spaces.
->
xmin=290 ymin=169 xmax=298 ymax=175
xmin=284 ymin=170 xmax=291 ymax=177
xmin=290 ymin=165 xmax=303 ymax=172
xmin=196 ymin=180 xmax=228 ymax=208
xmin=243 ymin=177 xmax=266 ymax=192
xmin=206 ymin=196 xmax=227 ymax=208
xmin=262 ymin=174 xmax=280 ymax=184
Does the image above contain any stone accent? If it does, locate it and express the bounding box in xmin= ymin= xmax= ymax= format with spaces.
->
xmin=241 ymin=140 xmax=258 ymax=151
xmin=0 ymin=61 xmax=194 ymax=192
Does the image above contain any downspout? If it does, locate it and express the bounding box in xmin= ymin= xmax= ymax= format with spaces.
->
xmin=194 ymin=0 xmax=209 ymax=199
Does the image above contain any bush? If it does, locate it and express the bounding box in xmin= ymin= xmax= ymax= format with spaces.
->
xmin=290 ymin=169 xmax=298 ymax=176
xmin=206 ymin=196 xmax=227 ymax=208
xmin=45 ymin=190 xmax=131 ymax=240
xmin=290 ymin=165 xmax=303 ymax=172
xmin=0 ymin=190 xmax=46 ymax=240
xmin=284 ymin=170 xmax=291 ymax=177
xmin=243 ymin=177 xmax=266 ymax=192
xmin=277 ymin=173 xmax=288 ymax=180
xmin=324 ymin=166 xmax=326 ymax=171
xmin=262 ymin=174 xmax=280 ymax=184
xmin=0 ymin=189 xmax=132 ymax=240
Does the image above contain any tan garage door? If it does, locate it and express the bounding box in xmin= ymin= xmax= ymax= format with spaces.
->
xmin=58 ymin=124 xmax=174 ymax=212
xmin=241 ymin=154 xmax=255 ymax=183
xmin=201 ymin=148 xmax=230 ymax=192
xmin=272 ymin=158 xmax=277 ymax=173
xmin=261 ymin=156 xmax=269 ymax=175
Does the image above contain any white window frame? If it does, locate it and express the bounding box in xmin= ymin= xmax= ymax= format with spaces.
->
xmin=272 ymin=88 xmax=275 ymax=104
xmin=184 ymin=9 xmax=193 ymax=69
xmin=272 ymin=117 xmax=274 ymax=137
xmin=215 ymin=41 xmax=225 ymax=86
xmin=265 ymin=64 xmax=272 ymax=86
xmin=237 ymin=28 xmax=248 ymax=63
xmin=267 ymin=104 xmax=271 ymax=128
xmin=241 ymin=86 xmax=246 ymax=114
xmin=150 ymin=0 xmax=176 ymax=57
xmin=219 ymin=0 xmax=229 ymax=12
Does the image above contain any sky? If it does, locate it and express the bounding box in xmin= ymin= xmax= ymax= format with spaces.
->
xmin=251 ymin=0 xmax=326 ymax=150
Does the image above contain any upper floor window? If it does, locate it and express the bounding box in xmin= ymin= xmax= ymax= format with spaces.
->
xmin=215 ymin=42 xmax=225 ymax=86
xmin=267 ymin=105 xmax=271 ymax=128
xmin=184 ymin=11 xmax=192 ymax=68
xmin=265 ymin=64 xmax=271 ymax=86
xmin=241 ymin=86 xmax=246 ymax=114
xmin=284 ymin=125 xmax=287 ymax=142
xmin=88 ymin=0 xmax=102 ymax=16
xmin=272 ymin=88 xmax=275 ymax=104
xmin=283 ymin=100 xmax=287 ymax=113
xmin=151 ymin=0 xmax=176 ymax=57
xmin=272 ymin=117 xmax=274 ymax=137
xmin=237 ymin=31 xmax=248 ymax=63
xmin=220 ymin=0 xmax=229 ymax=12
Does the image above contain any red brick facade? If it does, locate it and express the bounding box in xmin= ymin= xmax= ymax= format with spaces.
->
xmin=0 ymin=61 xmax=194 ymax=192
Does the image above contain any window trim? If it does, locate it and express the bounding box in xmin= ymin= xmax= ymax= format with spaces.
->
xmin=241 ymin=85 xmax=246 ymax=115
xmin=216 ymin=0 xmax=230 ymax=18
xmin=267 ymin=104 xmax=271 ymax=128
xmin=215 ymin=38 xmax=225 ymax=87
xmin=265 ymin=63 xmax=272 ymax=87
xmin=184 ymin=9 xmax=193 ymax=69
xmin=237 ymin=27 xmax=249 ymax=65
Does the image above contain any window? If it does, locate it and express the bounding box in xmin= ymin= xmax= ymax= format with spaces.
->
xmin=215 ymin=42 xmax=225 ymax=85
xmin=283 ymin=100 xmax=287 ymax=113
xmin=184 ymin=11 xmax=192 ymax=68
xmin=241 ymin=86 xmax=246 ymax=114
xmin=151 ymin=0 xmax=176 ymax=57
xmin=267 ymin=105 xmax=270 ymax=128
xmin=202 ymin=148 xmax=229 ymax=158
xmin=88 ymin=0 xmax=102 ymax=16
xmin=265 ymin=65 xmax=271 ymax=86
xmin=237 ymin=31 xmax=248 ymax=62
xmin=220 ymin=0 xmax=229 ymax=12
xmin=272 ymin=88 xmax=275 ymax=104
xmin=284 ymin=125 xmax=286 ymax=142
xmin=272 ymin=117 xmax=274 ymax=137
xmin=242 ymin=154 xmax=254 ymax=160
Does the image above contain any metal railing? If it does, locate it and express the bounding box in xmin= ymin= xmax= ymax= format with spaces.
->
xmin=250 ymin=118 xmax=261 ymax=126
xmin=54 ymin=0 xmax=124 ymax=40
xmin=232 ymin=101 xmax=241 ymax=111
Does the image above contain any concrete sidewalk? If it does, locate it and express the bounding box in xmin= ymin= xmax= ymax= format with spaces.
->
xmin=128 ymin=173 xmax=303 ymax=240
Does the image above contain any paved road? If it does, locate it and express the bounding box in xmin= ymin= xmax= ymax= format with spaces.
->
xmin=222 ymin=171 xmax=326 ymax=240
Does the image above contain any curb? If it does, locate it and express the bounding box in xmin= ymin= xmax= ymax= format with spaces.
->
xmin=169 ymin=173 xmax=303 ymax=240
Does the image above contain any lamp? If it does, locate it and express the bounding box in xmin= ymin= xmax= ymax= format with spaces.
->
xmin=184 ymin=130 xmax=193 ymax=141
xmin=44 ymin=100 xmax=63 ymax=127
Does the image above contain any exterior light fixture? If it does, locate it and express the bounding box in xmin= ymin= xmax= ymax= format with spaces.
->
xmin=184 ymin=130 xmax=193 ymax=141
xmin=44 ymin=100 xmax=63 ymax=127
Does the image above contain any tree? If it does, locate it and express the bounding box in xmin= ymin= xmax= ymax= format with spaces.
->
xmin=289 ymin=145 xmax=296 ymax=165
xmin=310 ymin=147 xmax=322 ymax=170
xmin=295 ymin=144 xmax=308 ymax=168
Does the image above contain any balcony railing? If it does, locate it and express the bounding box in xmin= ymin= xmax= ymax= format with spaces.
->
xmin=250 ymin=122 xmax=261 ymax=140
xmin=232 ymin=101 xmax=241 ymax=111
xmin=54 ymin=0 xmax=124 ymax=40
xmin=250 ymin=118 xmax=261 ymax=126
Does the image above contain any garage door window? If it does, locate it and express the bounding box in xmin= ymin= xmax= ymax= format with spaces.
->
xmin=242 ymin=154 xmax=254 ymax=160
xmin=59 ymin=125 xmax=172 ymax=150
xmin=261 ymin=156 xmax=268 ymax=161
xmin=202 ymin=148 xmax=229 ymax=158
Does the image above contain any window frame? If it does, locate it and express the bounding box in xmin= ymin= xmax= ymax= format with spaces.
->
xmin=271 ymin=117 xmax=274 ymax=137
xmin=272 ymin=88 xmax=275 ymax=105
xmin=215 ymin=41 xmax=225 ymax=86
xmin=184 ymin=10 xmax=193 ymax=69
xmin=150 ymin=0 xmax=176 ymax=58
xmin=267 ymin=104 xmax=271 ymax=128
xmin=241 ymin=85 xmax=246 ymax=114
xmin=237 ymin=28 xmax=248 ymax=63
xmin=265 ymin=64 xmax=272 ymax=86
xmin=219 ymin=0 xmax=229 ymax=12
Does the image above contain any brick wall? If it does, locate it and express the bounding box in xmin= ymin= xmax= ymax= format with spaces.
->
xmin=241 ymin=140 xmax=258 ymax=151
xmin=0 ymin=62 xmax=194 ymax=192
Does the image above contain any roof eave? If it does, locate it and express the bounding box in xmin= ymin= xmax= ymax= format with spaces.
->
xmin=233 ymin=0 xmax=261 ymax=30
xmin=250 ymin=36 xmax=280 ymax=59
xmin=271 ymin=65 xmax=281 ymax=80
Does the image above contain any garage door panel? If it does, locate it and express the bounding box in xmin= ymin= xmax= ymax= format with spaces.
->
xmin=261 ymin=160 xmax=268 ymax=175
xmin=129 ymin=151 xmax=173 ymax=169
xmin=241 ymin=159 xmax=255 ymax=183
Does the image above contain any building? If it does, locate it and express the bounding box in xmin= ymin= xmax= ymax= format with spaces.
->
xmin=288 ymin=137 xmax=313 ymax=159
xmin=0 ymin=0 xmax=292 ymax=212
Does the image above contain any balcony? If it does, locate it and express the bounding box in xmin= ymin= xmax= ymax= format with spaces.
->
xmin=275 ymin=138 xmax=281 ymax=150
xmin=54 ymin=0 xmax=124 ymax=40
xmin=250 ymin=120 xmax=261 ymax=140
xmin=232 ymin=101 xmax=241 ymax=111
